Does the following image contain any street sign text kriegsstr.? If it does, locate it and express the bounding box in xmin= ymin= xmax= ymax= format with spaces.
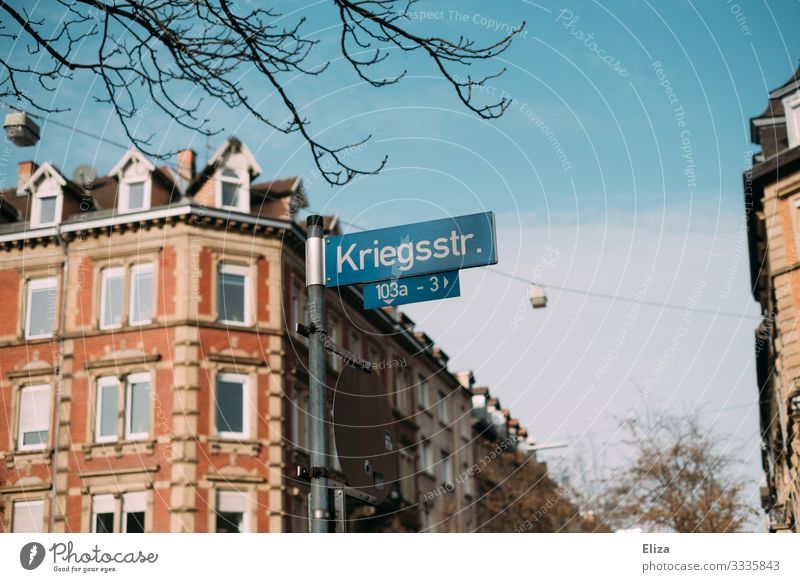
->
xmin=324 ymin=212 xmax=497 ymax=287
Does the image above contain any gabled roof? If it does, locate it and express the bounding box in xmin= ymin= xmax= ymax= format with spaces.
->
xmin=207 ymin=136 xmax=262 ymax=177
xmin=109 ymin=148 xmax=156 ymax=177
xmin=751 ymin=63 xmax=800 ymax=144
xmin=26 ymin=161 xmax=67 ymax=191
xmin=768 ymin=63 xmax=800 ymax=100
xmin=0 ymin=192 xmax=23 ymax=221
xmin=250 ymin=176 xmax=302 ymax=200
xmin=186 ymin=137 xmax=262 ymax=197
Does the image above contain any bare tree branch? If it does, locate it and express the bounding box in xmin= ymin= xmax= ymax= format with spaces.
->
xmin=0 ymin=0 xmax=522 ymax=185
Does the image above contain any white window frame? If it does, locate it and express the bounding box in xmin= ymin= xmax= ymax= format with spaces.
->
xmin=25 ymin=277 xmax=57 ymax=339
xmin=125 ymin=372 xmax=151 ymax=441
xmin=118 ymin=176 xmax=152 ymax=213
xmin=17 ymin=384 xmax=51 ymax=452
xmin=91 ymin=494 xmax=116 ymax=533
xmin=30 ymin=189 xmax=62 ymax=228
xmin=437 ymin=391 xmax=449 ymax=424
xmin=215 ymin=169 xmax=250 ymax=213
xmin=95 ymin=376 xmax=120 ymax=444
xmin=122 ymin=491 xmax=147 ymax=533
xmin=215 ymin=372 xmax=249 ymax=439
xmin=420 ymin=440 xmax=433 ymax=476
xmin=417 ymin=375 xmax=427 ymax=409
xmin=216 ymin=490 xmax=250 ymax=533
xmin=217 ymin=263 xmax=251 ymax=326
xmin=12 ymin=499 xmax=44 ymax=533
xmin=784 ymin=91 xmax=800 ymax=149
xmin=440 ymin=450 xmax=453 ymax=485
xmin=462 ymin=463 xmax=472 ymax=496
xmin=129 ymin=263 xmax=155 ymax=325
xmin=461 ymin=405 xmax=471 ymax=440
xmin=99 ymin=266 xmax=125 ymax=330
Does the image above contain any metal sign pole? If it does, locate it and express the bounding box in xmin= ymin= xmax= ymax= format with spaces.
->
xmin=305 ymin=215 xmax=330 ymax=532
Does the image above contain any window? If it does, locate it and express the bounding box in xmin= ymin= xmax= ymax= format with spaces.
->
xmin=350 ymin=331 xmax=360 ymax=358
xmin=216 ymin=490 xmax=247 ymax=533
xmin=290 ymin=394 xmax=301 ymax=448
xmin=25 ymin=277 xmax=57 ymax=339
xmin=215 ymin=373 xmax=247 ymax=438
xmin=399 ymin=447 xmax=416 ymax=502
xmin=440 ymin=451 xmax=453 ymax=485
xmin=39 ymin=196 xmax=57 ymax=224
xmin=100 ymin=267 xmax=125 ymax=329
xmin=123 ymin=491 xmax=146 ymax=533
xmin=460 ymin=405 xmax=469 ymax=438
xmin=100 ymin=264 xmax=155 ymax=329
xmin=784 ymin=91 xmax=800 ymax=149
xmin=129 ymin=264 xmax=154 ymax=325
xmin=92 ymin=494 xmax=115 ymax=533
xmin=32 ymin=192 xmax=60 ymax=227
xmin=217 ymin=263 xmax=249 ymax=324
xmin=417 ymin=375 xmax=427 ymax=409
xmin=419 ymin=440 xmax=432 ymax=475
xmin=400 ymin=370 xmax=415 ymax=413
xmin=462 ymin=463 xmax=472 ymax=496
xmin=217 ymin=168 xmax=249 ymax=212
xmin=18 ymin=384 xmax=50 ymax=451
xmin=421 ymin=510 xmax=431 ymax=531
xmin=12 ymin=500 xmax=44 ymax=533
xmin=95 ymin=377 xmax=119 ymax=443
xmin=125 ymin=373 xmax=151 ymax=440
xmin=221 ymin=181 xmax=239 ymax=209
xmin=437 ymin=391 xmax=449 ymax=424
xmin=120 ymin=179 xmax=150 ymax=213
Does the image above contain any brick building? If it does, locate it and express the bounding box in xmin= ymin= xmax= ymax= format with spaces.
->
xmin=0 ymin=138 xmax=488 ymax=532
xmin=746 ymin=65 xmax=800 ymax=532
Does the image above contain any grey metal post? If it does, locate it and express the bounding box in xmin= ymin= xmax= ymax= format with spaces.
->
xmin=306 ymin=215 xmax=329 ymax=532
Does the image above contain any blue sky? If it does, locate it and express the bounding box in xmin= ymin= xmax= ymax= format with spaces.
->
xmin=3 ymin=0 xmax=800 ymax=530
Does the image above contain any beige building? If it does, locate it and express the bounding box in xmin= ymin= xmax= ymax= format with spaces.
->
xmin=746 ymin=65 xmax=800 ymax=532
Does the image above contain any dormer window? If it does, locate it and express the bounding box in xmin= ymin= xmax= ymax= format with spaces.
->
xmin=120 ymin=178 xmax=150 ymax=213
xmin=25 ymin=162 xmax=67 ymax=228
xmin=33 ymin=191 xmax=60 ymax=227
xmin=217 ymin=168 xmax=249 ymax=212
xmin=784 ymin=91 xmax=800 ymax=149
xmin=110 ymin=149 xmax=155 ymax=214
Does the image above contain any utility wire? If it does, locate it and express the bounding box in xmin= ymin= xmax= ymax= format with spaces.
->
xmin=2 ymin=102 xmax=131 ymax=150
xmin=2 ymin=102 xmax=186 ymax=173
xmin=4 ymin=107 xmax=761 ymax=324
xmin=327 ymin=215 xmax=762 ymax=322
xmin=487 ymin=267 xmax=761 ymax=321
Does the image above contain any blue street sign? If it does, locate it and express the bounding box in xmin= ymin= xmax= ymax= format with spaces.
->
xmin=363 ymin=271 xmax=461 ymax=310
xmin=324 ymin=211 xmax=497 ymax=287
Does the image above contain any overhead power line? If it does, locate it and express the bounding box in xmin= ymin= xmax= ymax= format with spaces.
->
xmin=328 ymin=216 xmax=761 ymax=322
xmin=2 ymin=110 xmax=761 ymax=325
